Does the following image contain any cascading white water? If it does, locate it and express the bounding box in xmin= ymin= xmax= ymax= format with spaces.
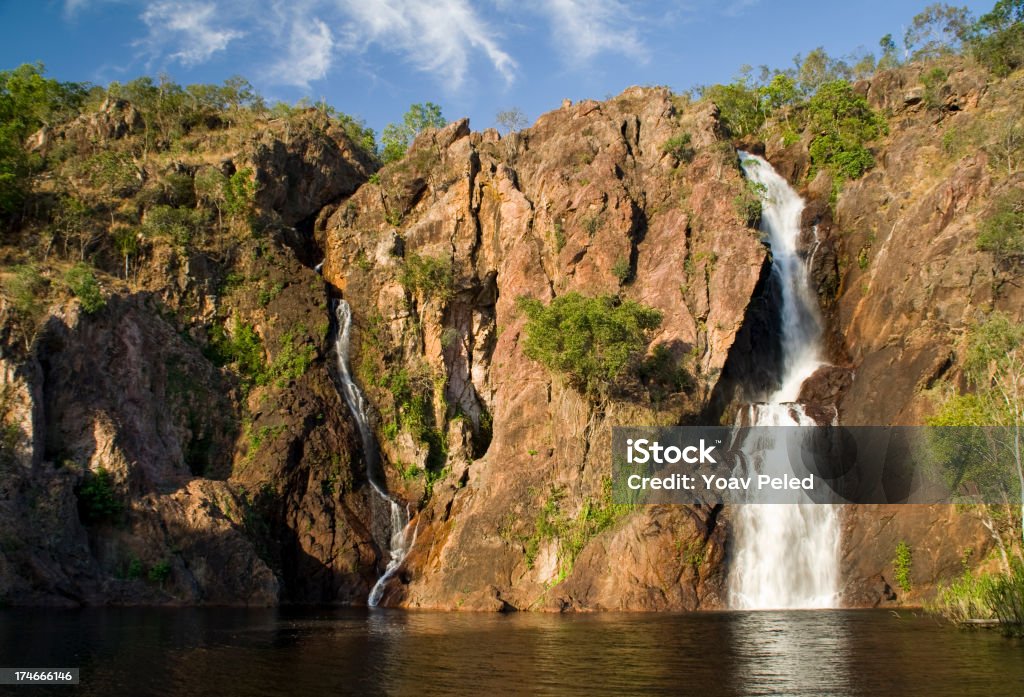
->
xmin=729 ymin=153 xmax=841 ymax=610
xmin=333 ymin=299 xmax=412 ymax=607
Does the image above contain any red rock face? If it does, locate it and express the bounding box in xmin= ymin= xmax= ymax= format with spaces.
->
xmin=320 ymin=88 xmax=767 ymax=610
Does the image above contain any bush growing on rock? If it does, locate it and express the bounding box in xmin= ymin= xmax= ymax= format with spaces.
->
xmin=517 ymin=293 xmax=663 ymax=397
xmin=63 ymin=262 xmax=105 ymax=314
xmin=977 ymin=189 xmax=1024 ymax=263
xmin=76 ymin=467 xmax=123 ymax=525
xmin=806 ymin=80 xmax=888 ymax=182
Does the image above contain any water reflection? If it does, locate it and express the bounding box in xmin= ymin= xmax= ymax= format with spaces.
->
xmin=1 ymin=608 xmax=1021 ymax=696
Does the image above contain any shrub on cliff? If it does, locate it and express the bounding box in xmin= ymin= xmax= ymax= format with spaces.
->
xmin=806 ymin=80 xmax=887 ymax=181
xmin=76 ymin=467 xmax=123 ymax=525
xmin=977 ymin=189 xmax=1024 ymax=263
xmin=64 ymin=262 xmax=105 ymax=314
xmin=517 ymin=293 xmax=663 ymax=396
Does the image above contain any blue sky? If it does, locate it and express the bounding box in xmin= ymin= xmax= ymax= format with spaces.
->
xmin=0 ymin=1 xmax=1000 ymax=135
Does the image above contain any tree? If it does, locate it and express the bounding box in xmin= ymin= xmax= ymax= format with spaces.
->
xmin=795 ymin=48 xmax=850 ymax=96
xmin=495 ymin=107 xmax=528 ymax=134
xmin=929 ymin=313 xmax=1024 ymax=553
xmin=903 ymin=3 xmax=973 ymax=61
xmin=379 ymin=102 xmax=447 ymax=164
xmin=878 ymin=34 xmax=902 ymax=70
xmin=700 ymin=70 xmax=764 ymax=137
xmin=0 ymin=63 xmax=86 ymax=216
xmin=806 ymin=80 xmax=888 ymax=181
xmin=963 ymin=0 xmax=1024 ymax=76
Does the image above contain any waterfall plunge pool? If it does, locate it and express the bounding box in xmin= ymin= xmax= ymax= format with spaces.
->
xmin=2 ymin=606 xmax=1021 ymax=696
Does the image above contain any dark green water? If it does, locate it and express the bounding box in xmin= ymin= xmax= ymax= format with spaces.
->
xmin=0 ymin=608 xmax=1021 ymax=696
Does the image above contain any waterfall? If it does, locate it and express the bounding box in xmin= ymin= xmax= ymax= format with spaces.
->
xmin=728 ymin=153 xmax=841 ymax=610
xmin=333 ymin=299 xmax=412 ymax=607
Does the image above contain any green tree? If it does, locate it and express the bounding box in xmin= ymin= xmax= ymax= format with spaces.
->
xmin=963 ymin=0 xmax=1024 ymax=76
xmin=380 ymin=102 xmax=447 ymax=163
xmin=878 ymin=33 xmax=902 ymax=70
xmin=806 ymin=80 xmax=888 ymax=181
xmin=904 ymin=3 xmax=973 ymax=61
xmin=517 ymin=293 xmax=663 ymax=396
xmin=795 ymin=47 xmax=850 ymax=96
xmin=0 ymin=63 xmax=86 ymax=216
xmin=700 ymin=72 xmax=764 ymax=137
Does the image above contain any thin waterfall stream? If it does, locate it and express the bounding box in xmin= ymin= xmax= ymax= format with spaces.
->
xmin=333 ymin=299 xmax=413 ymax=607
xmin=729 ymin=152 xmax=841 ymax=610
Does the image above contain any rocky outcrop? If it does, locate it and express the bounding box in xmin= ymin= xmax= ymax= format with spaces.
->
xmin=26 ymin=98 xmax=144 ymax=154
xmin=319 ymin=87 xmax=766 ymax=610
xmin=1 ymin=108 xmax=380 ymax=607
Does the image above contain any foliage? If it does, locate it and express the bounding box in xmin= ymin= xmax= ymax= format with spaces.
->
xmin=806 ymin=80 xmax=888 ymax=181
xmin=206 ymin=320 xmax=266 ymax=388
xmin=400 ymin=253 xmax=454 ymax=302
xmin=0 ymin=63 xmax=87 ymax=215
xmin=904 ymin=3 xmax=973 ymax=60
xmin=700 ymin=76 xmax=764 ymax=137
xmin=894 ymin=541 xmax=913 ymax=592
xmin=223 ymin=167 xmax=256 ymax=224
xmin=523 ymin=479 xmax=631 ymax=577
xmin=612 ymin=257 xmax=631 ymax=284
xmin=795 ymin=47 xmax=853 ymax=95
xmin=64 ymin=262 xmax=105 ymax=314
xmin=878 ymin=33 xmax=903 ymax=70
xmin=495 ymin=107 xmax=528 ymax=134
xmin=147 ymin=560 xmax=172 ymax=585
xmin=4 ymin=264 xmax=47 ymax=319
xmin=935 ymin=558 xmax=1024 ymax=635
xmin=735 ymin=179 xmax=766 ymax=226
xmin=661 ymin=133 xmax=695 ymax=163
xmin=82 ymin=151 xmax=137 ymax=197
xmin=921 ymin=67 xmax=950 ymax=109
xmin=142 ymin=205 xmax=207 ymax=248
xmin=963 ymin=0 xmax=1024 ymax=76
xmin=380 ymin=102 xmax=446 ymax=164
xmin=638 ymin=343 xmax=693 ymax=402
xmin=76 ymin=467 xmax=122 ymax=525
xmin=928 ymin=312 xmax=1024 ymax=548
xmin=517 ymin=292 xmax=663 ymax=396
xmin=977 ymin=189 xmax=1024 ymax=263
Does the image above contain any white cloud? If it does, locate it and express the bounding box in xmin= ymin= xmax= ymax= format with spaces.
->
xmin=137 ymin=1 xmax=243 ymax=67
xmin=539 ymin=0 xmax=648 ymax=65
xmin=268 ymin=17 xmax=334 ymax=88
xmin=336 ymin=0 xmax=517 ymax=88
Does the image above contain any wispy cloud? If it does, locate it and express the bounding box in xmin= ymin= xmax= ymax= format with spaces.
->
xmin=337 ymin=0 xmax=517 ymax=89
xmin=268 ymin=15 xmax=334 ymax=88
xmin=63 ymin=0 xmax=661 ymax=92
xmin=538 ymin=0 xmax=648 ymax=65
xmin=137 ymin=1 xmax=243 ymax=67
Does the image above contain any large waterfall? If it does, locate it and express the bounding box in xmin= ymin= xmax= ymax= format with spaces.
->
xmin=728 ymin=153 xmax=841 ymax=610
xmin=333 ymin=299 xmax=412 ymax=607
